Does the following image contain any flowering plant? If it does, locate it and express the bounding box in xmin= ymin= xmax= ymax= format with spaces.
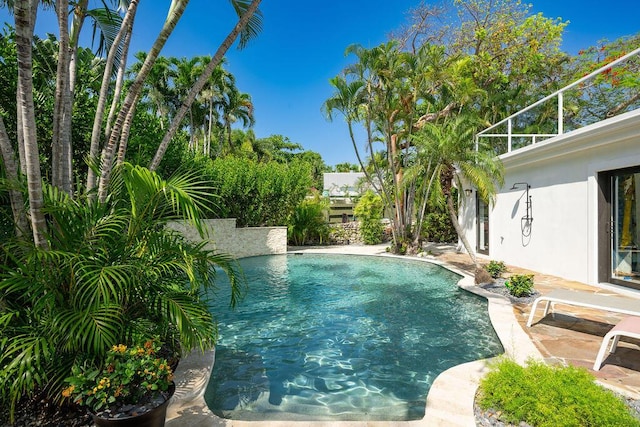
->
xmin=63 ymin=340 xmax=174 ymax=414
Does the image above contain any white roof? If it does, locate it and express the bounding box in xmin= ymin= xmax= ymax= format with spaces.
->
xmin=323 ymin=172 xmax=366 ymax=197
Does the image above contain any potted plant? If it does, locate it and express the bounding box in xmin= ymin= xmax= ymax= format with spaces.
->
xmin=63 ymin=340 xmax=175 ymax=427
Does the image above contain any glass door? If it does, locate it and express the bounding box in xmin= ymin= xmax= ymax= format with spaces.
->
xmin=611 ymin=170 xmax=640 ymax=286
xmin=477 ymin=196 xmax=489 ymax=255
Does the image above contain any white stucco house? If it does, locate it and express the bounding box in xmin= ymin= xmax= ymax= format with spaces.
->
xmin=460 ymin=47 xmax=640 ymax=294
xmin=323 ymin=172 xmax=366 ymax=198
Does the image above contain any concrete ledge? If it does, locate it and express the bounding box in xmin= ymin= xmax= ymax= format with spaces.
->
xmin=168 ymin=219 xmax=287 ymax=259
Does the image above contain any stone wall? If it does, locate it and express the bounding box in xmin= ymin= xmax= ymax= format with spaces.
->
xmin=328 ymin=221 xmax=364 ymax=245
xmin=168 ymin=219 xmax=287 ymax=259
xmin=328 ymin=221 xmax=393 ymax=245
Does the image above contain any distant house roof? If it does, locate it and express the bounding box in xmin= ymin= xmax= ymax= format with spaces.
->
xmin=323 ymin=172 xmax=366 ymax=197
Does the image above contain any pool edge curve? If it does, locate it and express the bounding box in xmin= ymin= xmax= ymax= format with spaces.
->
xmin=166 ymin=245 xmax=543 ymax=427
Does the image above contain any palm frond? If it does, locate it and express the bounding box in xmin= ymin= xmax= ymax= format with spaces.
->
xmin=230 ymin=0 xmax=263 ymax=50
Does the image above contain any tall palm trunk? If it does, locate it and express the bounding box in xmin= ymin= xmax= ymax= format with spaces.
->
xmin=446 ymin=192 xmax=477 ymax=267
xmin=149 ymin=0 xmax=262 ymax=171
xmin=14 ymin=1 xmax=37 ymax=177
xmin=105 ymin=26 xmax=132 ymax=141
xmin=14 ymin=0 xmax=49 ymax=248
xmin=0 ymin=116 xmax=29 ymax=237
xmin=52 ymin=0 xmax=73 ymax=195
xmin=87 ymin=0 xmax=138 ymax=192
xmin=115 ymin=91 xmax=141 ymax=164
xmin=443 ymin=167 xmax=477 ymax=267
xmin=97 ymin=0 xmax=190 ymax=202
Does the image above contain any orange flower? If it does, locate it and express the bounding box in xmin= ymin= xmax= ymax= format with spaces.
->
xmin=112 ymin=344 xmax=127 ymax=353
xmin=61 ymin=386 xmax=75 ymax=398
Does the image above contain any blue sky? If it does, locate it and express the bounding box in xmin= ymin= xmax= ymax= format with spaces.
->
xmin=2 ymin=1 xmax=639 ymax=166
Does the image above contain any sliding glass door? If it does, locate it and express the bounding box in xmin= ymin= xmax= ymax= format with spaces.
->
xmin=610 ymin=169 xmax=640 ymax=287
xmin=477 ymin=196 xmax=489 ymax=255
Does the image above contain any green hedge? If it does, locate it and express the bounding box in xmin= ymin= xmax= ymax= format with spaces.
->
xmin=196 ymin=156 xmax=312 ymax=227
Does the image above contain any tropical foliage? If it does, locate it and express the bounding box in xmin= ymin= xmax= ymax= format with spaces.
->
xmin=323 ymin=0 xmax=573 ymax=261
xmin=288 ymin=192 xmax=330 ymax=246
xmin=0 ymin=163 xmax=243 ymax=419
xmin=353 ymin=190 xmax=384 ymax=245
xmin=478 ymin=358 xmax=640 ymax=426
xmin=0 ymin=1 xmax=263 ymax=421
xmin=196 ymin=156 xmax=313 ymax=227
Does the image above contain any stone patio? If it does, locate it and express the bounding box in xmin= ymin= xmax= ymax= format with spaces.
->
xmin=433 ymin=248 xmax=640 ymax=399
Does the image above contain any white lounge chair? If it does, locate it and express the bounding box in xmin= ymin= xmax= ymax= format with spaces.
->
xmin=593 ymin=316 xmax=640 ymax=371
xmin=526 ymin=289 xmax=640 ymax=327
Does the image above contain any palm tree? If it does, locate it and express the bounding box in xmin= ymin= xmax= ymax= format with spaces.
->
xmin=0 ymin=163 xmax=243 ymax=421
xmin=97 ymin=0 xmax=191 ymax=202
xmin=169 ymin=56 xmax=212 ymax=151
xmin=220 ymin=87 xmax=254 ymax=150
xmin=149 ymin=0 xmax=263 ymax=171
xmin=413 ymin=115 xmax=504 ymax=267
xmin=87 ymin=0 xmax=138 ymax=191
xmin=14 ymin=0 xmax=48 ymax=248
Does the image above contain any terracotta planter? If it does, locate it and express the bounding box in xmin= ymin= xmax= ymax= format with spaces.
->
xmin=92 ymin=384 xmax=175 ymax=427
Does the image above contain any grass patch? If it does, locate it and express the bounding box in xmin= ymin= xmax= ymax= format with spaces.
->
xmin=477 ymin=358 xmax=640 ymax=427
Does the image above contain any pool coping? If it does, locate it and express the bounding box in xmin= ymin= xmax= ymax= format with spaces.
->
xmin=165 ymin=245 xmax=543 ymax=427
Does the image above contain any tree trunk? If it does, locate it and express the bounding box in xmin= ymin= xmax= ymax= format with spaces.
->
xmin=52 ymin=0 xmax=73 ymax=195
xmin=0 ymin=116 xmax=29 ymax=237
xmin=15 ymin=83 xmax=26 ymax=175
xmin=87 ymin=0 xmax=138 ymax=193
xmin=105 ymin=26 xmax=133 ymax=143
xmin=97 ymin=0 xmax=190 ymax=202
xmin=115 ymin=91 xmax=141 ymax=164
xmin=14 ymin=0 xmax=49 ymax=248
xmin=149 ymin=0 xmax=262 ymax=171
xmin=447 ymin=192 xmax=477 ymax=267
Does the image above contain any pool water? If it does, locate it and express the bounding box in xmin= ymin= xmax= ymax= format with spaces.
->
xmin=204 ymin=254 xmax=503 ymax=421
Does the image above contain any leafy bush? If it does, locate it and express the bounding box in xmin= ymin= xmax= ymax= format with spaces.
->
xmin=478 ymin=358 xmax=640 ymax=427
xmin=0 ymin=164 xmax=242 ymax=421
xmin=485 ymin=260 xmax=507 ymax=278
xmin=196 ymin=156 xmax=312 ymax=227
xmin=288 ymin=193 xmax=329 ymax=246
xmin=354 ymin=190 xmax=384 ymax=244
xmin=504 ymin=274 xmax=534 ymax=297
xmin=64 ymin=340 xmax=174 ymax=413
xmin=421 ymin=212 xmax=457 ymax=243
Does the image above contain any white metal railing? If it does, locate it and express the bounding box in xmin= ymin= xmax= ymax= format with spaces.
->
xmin=475 ymin=46 xmax=640 ymax=154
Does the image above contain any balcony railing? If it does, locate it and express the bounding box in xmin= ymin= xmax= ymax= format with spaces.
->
xmin=476 ymin=46 xmax=640 ymax=155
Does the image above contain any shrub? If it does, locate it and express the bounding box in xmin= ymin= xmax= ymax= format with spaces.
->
xmin=505 ymin=274 xmax=534 ymax=297
xmin=354 ymin=190 xmax=384 ymax=245
xmin=0 ymin=164 xmax=243 ymax=421
xmin=477 ymin=358 xmax=640 ymax=427
xmin=485 ymin=260 xmax=507 ymax=278
xmin=421 ymin=212 xmax=457 ymax=243
xmin=64 ymin=340 xmax=174 ymax=413
xmin=288 ymin=193 xmax=329 ymax=245
xmin=196 ymin=156 xmax=312 ymax=227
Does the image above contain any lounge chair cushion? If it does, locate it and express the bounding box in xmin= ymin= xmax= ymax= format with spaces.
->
xmin=593 ymin=316 xmax=640 ymax=370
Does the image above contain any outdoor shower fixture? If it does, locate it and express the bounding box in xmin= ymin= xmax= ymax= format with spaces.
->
xmin=510 ymin=182 xmax=533 ymax=223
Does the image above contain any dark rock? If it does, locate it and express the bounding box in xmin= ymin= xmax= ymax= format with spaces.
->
xmin=475 ymin=268 xmax=494 ymax=285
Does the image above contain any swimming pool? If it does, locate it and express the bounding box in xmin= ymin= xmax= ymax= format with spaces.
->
xmin=204 ymin=254 xmax=503 ymax=421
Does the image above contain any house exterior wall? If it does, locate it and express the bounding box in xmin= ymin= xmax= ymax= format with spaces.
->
xmin=462 ymin=109 xmax=640 ymax=286
xmin=168 ymin=218 xmax=287 ymax=259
